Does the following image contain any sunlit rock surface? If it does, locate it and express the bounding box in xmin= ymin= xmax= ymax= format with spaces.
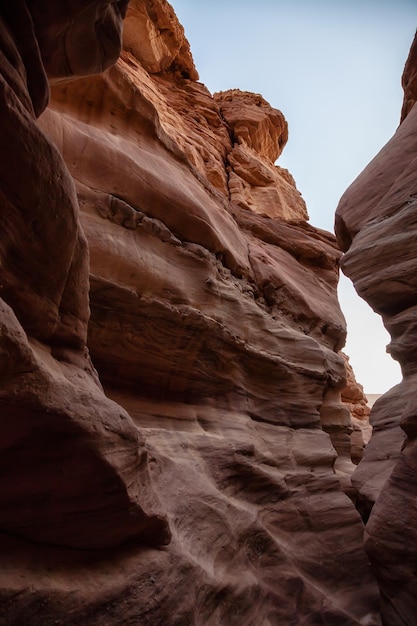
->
xmin=214 ymin=89 xmax=308 ymax=220
xmin=335 ymin=31 xmax=417 ymax=626
xmin=0 ymin=1 xmax=381 ymax=624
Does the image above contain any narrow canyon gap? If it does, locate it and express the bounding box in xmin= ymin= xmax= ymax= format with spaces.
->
xmin=1 ymin=1 xmax=415 ymax=625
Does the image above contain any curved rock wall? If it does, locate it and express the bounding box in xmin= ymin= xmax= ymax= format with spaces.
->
xmin=0 ymin=0 xmax=168 ymax=552
xmin=0 ymin=1 xmax=380 ymax=624
xmin=335 ymin=31 xmax=417 ymax=626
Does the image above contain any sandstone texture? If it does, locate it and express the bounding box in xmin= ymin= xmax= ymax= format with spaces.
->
xmin=335 ymin=31 xmax=417 ymax=626
xmin=340 ymin=353 xmax=371 ymax=465
xmin=0 ymin=1 xmax=380 ymax=625
xmin=0 ymin=0 xmax=169 ymax=552
xmin=215 ymin=89 xmax=308 ymax=220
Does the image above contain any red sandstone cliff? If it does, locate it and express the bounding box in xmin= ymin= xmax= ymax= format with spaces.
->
xmin=0 ymin=1 xmax=380 ymax=624
xmin=335 ymin=30 xmax=417 ymax=625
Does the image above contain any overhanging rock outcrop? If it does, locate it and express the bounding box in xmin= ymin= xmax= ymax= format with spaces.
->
xmin=0 ymin=1 xmax=379 ymax=624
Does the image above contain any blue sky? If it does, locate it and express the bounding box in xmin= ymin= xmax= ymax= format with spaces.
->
xmin=172 ymin=0 xmax=416 ymax=393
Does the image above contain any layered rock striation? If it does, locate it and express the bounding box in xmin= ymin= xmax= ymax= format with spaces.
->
xmin=340 ymin=353 xmax=371 ymax=466
xmin=335 ymin=31 xmax=417 ymax=626
xmin=0 ymin=1 xmax=379 ymax=624
xmin=0 ymin=0 xmax=169 ymax=552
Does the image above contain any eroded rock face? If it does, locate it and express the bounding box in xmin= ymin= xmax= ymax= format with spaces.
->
xmin=0 ymin=0 xmax=168 ymax=550
xmin=26 ymin=0 xmax=131 ymax=80
xmin=123 ymin=0 xmax=198 ymax=77
xmin=215 ymin=89 xmax=308 ymax=220
xmin=340 ymin=353 xmax=371 ymax=465
xmin=335 ymin=31 xmax=417 ymax=626
xmin=0 ymin=1 xmax=380 ymax=624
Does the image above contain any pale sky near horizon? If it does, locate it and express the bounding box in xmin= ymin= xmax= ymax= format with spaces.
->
xmin=172 ymin=0 xmax=416 ymax=395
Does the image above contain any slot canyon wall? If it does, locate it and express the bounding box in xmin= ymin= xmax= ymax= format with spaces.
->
xmin=0 ymin=1 xmax=413 ymax=625
xmin=335 ymin=31 xmax=417 ymax=626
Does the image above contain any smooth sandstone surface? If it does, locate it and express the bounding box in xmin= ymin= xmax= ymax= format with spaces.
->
xmin=0 ymin=0 xmax=168 ymax=552
xmin=0 ymin=1 xmax=380 ymax=624
xmin=335 ymin=31 xmax=417 ymax=626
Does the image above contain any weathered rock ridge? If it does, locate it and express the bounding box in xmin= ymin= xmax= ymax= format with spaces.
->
xmin=335 ymin=31 xmax=417 ymax=626
xmin=0 ymin=1 xmax=379 ymax=625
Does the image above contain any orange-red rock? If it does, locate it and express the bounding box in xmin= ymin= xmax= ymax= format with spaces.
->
xmin=0 ymin=1 xmax=381 ymax=625
xmin=123 ymin=0 xmax=197 ymax=77
xmin=335 ymin=30 xmax=417 ymax=626
xmin=215 ymin=89 xmax=308 ymax=219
